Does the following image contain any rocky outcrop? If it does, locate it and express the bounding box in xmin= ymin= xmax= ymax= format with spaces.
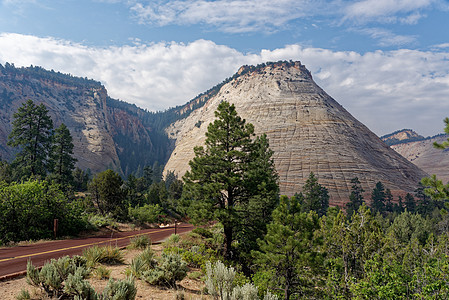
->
xmin=389 ymin=134 xmax=449 ymax=183
xmin=164 ymin=61 xmax=428 ymax=206
xmin=381 ymin=129 xmax=425 ymax=146
xmin=0 ymin=64 xmax=125 ymax=174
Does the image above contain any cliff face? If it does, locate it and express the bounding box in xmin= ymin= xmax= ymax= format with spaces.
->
xmin=388 ymin=134 xmax=449 ymax=183
xmin=0 ymin=64 xmax=122 ymax=173
xmin=164 ymin=61 xmax=428 ymax=206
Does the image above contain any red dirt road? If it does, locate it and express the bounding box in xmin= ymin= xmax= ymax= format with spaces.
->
xmin=0 ymin=223 xmax=194 ymax=279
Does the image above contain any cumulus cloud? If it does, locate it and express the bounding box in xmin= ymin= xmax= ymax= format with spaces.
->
xmin=0 ymin=33 xmax=448 ymax=136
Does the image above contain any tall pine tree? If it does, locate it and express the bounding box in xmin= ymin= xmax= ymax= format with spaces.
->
xmin=49 ymin=123 xmax=77 ymax=188
xmin=7 ymin=100 xmax=53 ymax=180
xmin=182 ymin=101 xmax=278 ymax=259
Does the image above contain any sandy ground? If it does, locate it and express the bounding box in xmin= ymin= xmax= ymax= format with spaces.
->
xmin=0 ymin=245 xmax=210 ymax=300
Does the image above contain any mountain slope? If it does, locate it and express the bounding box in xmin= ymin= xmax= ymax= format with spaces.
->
xmin=387 ymin=134 xmax=449 ymax=183
xmin=164 ymin=61 xmax=428 ymax=205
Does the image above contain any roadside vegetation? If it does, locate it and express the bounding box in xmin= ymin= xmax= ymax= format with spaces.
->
xmin=3 ymin=100 xmax=449 ymax=299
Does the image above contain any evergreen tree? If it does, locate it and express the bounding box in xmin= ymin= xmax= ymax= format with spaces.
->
xmin=345 ymin=177 xmax=365 ymax=218
xmin=404 ymin=193 xmax=416 ymax=213
xmin=7 ymin=99 xmax=54 ymax=180
xmin=370 ymin=182 xmax=386 ymax=215
xmin=49 ymin=123 xmax=76 ymax=188
xmin=88 ymin=169 xmax=126 ymax=219
xmin=385 ymin=188 xmax=394 ymax=213
xmin=253 ymin=195 xmax=321 ymax=300
xmin=182 ymin=101 xmax=278 ymax=259
xmin=301 ymin=172 xmax=329 ymax=217
xmin=72 ymin=167 xmax=89 ymax=192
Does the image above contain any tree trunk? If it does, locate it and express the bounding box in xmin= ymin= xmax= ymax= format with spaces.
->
xmin=223 ymin=223 xmax=233 ymax=259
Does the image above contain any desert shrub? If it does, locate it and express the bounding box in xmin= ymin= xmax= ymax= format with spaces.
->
xmin=92 ymin=265 xmax=111 ymax=280
xmin=125 ymin=248 xmax=157 ymax=278
xmin=165 ymin=233 xmax=180 ymax=245
xmin=128 ymin=234 xmax=151 ymax=249
xmin=263 ymin=291 xmax=280 ymax=300
xmin=181 ymin=244 xmax=219 ymax=269
xmin=64 ymin=268 xmax=98 ymax=299
xmin=87 ymin=213 xmax=118 ymax=230
xmin=205 ymin=260 xmax=236 ymax=299
xmin=192 ymin=227 xmax=213 ymax=239
xmin=101 ymin=277 xmax=137 ymax=300
xmin=128 ymin=204 xmax=163 ymax=224
xmin=82 ymin=246 xmax=124 ymax=267
xmin=26 ymin=256 xmax=91 ymax=299
xmin=231 ymin=283 xmax=259 ymax=300
xmin=142 ymin=253 xmax=188 ymax=287
xmin=15 ymin=289 xmax=30 ymax=300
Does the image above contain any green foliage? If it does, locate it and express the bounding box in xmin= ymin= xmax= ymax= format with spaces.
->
xmin=82 ymin=246 xmax=124 ymax=267
xmin=253 ymin=195 xmax=323 ymax=300
xmin=125 ymin=247 xmax=156 ymax=278
xmin=182 ymin=101 xmax=279 ymax=260
xmin=49 ymin=123 xmax=77 ymax=190
xmin=87 ymin=213 xmax=118 ymax=230
xmin=192 ymin=227 xmax=214 ymax=239
xmin=128 ymin=234 xmax=151 ymax=249
xmin=205 ymin=260 xmax=236 ymax=300
xmin=128 ymin=204 xmax=163 ymax=225
xmin=92 ymin=265 xmax=111 ymax=280
xmin=142 ymin=253 xmax=188 ymax=287
xmin=433 ymin=117 xmax=449 ymax=149
xmin=88 ymin=169 xmax=127 ymax=219
xmin=0 ymin=180 xmax=86 ymax=244
xmin=101 ymin=277 xmax=137 ymax=300
xmin=26 ymin=256 xmax=91 ymax=299
xmin=8 ymin=99 xmax=54 ymax=180
xmin=300 ymin=172 xmax=329 ymax=217
xmin=346 ymin=177 xmax=365 ymax=218
xmin=15 ymin=289 xmax=31 ymax=300
xmin=371 ymin=181 xmax=386 ymax=214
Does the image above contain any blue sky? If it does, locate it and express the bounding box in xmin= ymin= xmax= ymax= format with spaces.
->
xmin=0 ymin=0 xmax=448 ymax=136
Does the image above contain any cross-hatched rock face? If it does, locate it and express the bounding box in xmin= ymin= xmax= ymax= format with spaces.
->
xmin=164 ymin=61 xmax=427 ymax=206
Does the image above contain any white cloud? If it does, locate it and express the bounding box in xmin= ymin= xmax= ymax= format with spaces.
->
xmin=344 ymin=0 xmax=437 ymax=23
xmin=357 ymin=28 xmax=417 ymax=47
xmin=0 ymin=33 xmax=448 ymax=136
xmin=129 ymin=0 xmax=323 ymax=33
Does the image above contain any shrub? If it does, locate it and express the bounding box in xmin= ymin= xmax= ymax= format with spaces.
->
xmin=101 ymin=277 xmax=137 ymax=300
xmin=128 ymin=235 xmax=151 ymax=249
xmin=128 ymin=204 xmax=163 ymax=225
xmin=83 ymin=246 xmax=124 ymax=267
xmin=231 ymin=283 xmax=259 ymax=300
xmin=15 ymin=289 xmax=30 ymax=300
xmin=92 ymin=265 xmax=111 ymax=280
xmin=25 ymin=256 xmax=91 ymax=299
xmin=87 ymin=213 xmax=117 ymax=230
xmin=192 ymin=227 xmax=213 ymax=239
xmin=143 ymin=253 xmax=188 ymax=288
xmin=125 ymin=248 xmax=156 ymax=279
xmin=205 ymin=260 xmax=236 ymax=299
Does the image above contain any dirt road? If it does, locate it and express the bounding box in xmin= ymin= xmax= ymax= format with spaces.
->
xmin=0 ymin=223 xmax=193 ymax=280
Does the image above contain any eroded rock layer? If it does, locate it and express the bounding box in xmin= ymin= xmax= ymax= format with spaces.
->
xmin=164 ymin=61 xmax=427 ymax=206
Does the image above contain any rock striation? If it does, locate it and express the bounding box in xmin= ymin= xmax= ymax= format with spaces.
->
xmin=164 ymin=61 xmax=428 ymax=206
xmin=388 ymin=134 xmax=449 ymax=184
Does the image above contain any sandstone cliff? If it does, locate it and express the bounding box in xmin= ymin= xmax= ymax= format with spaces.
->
xmin=164 ymin=61 xmax=428 ymax=206
xmin=389 ymin=134 xmax=449 ymax=183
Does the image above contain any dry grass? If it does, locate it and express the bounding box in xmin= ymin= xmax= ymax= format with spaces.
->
xmin=0 ymin=245 xmax=210 ymax=300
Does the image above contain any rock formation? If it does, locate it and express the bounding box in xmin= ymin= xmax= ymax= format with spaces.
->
xmin=387 ymin=134 xmax=449 ymax=183
xmin=164 ymin=61 xmax=428 ymax=206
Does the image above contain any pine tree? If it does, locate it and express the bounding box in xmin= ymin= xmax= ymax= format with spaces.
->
xmin=370 ymin=182 xmax=386 ymax=215
xmin=7 ymin=99 xmax=54 ymax=180
xmin=345 ymin=177 xmax=365 ymax=218
xmin=254 ymin=195 xmax=321 ymax=300
xmin=182 ymin=101 xmax=278 ymax=259
xmin=404 ymin=193 xmax=416 ymax=213
xmin=301 ymin=172 xmax=329 ymax=217
xmin=49 ymin=123 xmax=77 ymax=188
